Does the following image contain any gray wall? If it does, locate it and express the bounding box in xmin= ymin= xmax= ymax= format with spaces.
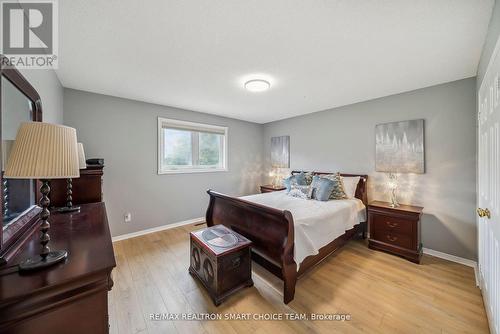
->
xmin=63 ymin=89 xmax=264 ymax=237
xmin=263 ymin=78 xmax=477 ymax=260
xmin=19 ymin=69 xmax=64 ymax=124
xmin=478 ymin=0 xmax=500 ymax=87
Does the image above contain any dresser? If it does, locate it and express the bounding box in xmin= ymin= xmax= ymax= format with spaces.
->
xmin=49 ymin=165 xmax=104 ymax=207
xmin=368 ymin=201 xmax=423 ymax=263
xmin=0 ymin=202 xmax=116 ymax=334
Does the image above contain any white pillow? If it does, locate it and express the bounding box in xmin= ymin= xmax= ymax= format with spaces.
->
xmin=342 ymin=176 xmax=361 ymax=199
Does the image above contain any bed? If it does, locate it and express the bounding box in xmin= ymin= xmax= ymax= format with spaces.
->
xmin=205 ymin=172 xmax=368 ymax=304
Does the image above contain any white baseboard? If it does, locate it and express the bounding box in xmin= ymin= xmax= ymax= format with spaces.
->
xmin=423 ymin=248 xmax=479 ymax=286
xmin=112 ymin=217 xmax=205 ymax=242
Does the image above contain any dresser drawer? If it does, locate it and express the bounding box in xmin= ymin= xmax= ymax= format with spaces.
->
xmin=371 ymin=214 xmax=413 ymax=234
xmin=372 ymin=230 xmax=412 ymax=249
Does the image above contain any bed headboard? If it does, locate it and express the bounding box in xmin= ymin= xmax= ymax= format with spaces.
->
xmin=291 ymin=171 xmax=368 ymax=205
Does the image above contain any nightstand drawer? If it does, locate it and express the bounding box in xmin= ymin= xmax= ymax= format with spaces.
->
xmin=372 ymin=230 xmax=412 ymax=249
xmin=371 ymin=214 xmax=413 ymax=234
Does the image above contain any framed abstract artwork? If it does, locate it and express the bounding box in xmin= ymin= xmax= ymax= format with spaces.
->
xmin=271 ymin=136 xmax=290 ymax=168
xmin=375 ymin=119 xmax=425 ymax=173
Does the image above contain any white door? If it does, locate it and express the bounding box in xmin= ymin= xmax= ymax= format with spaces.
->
xmin=478 ymin=40 xmax=500 ymax=334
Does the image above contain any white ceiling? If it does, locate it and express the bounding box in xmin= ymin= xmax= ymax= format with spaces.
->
xmin=57 ymin=0 xmax=494 ymax=123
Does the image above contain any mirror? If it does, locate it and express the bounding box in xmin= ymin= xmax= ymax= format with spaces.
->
xmin=1 ymin=77 xmax=36 ymax=231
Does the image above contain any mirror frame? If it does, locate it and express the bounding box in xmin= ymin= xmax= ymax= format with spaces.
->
xmin=0 ymin=55 xmax=43 ymax=265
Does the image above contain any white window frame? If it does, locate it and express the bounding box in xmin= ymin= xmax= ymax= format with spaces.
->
xmin=157 ymin=117 xmax=228 ymax=174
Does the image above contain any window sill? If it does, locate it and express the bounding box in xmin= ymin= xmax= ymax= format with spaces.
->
xmin=158 ymin=168 xmax=228 ymax=175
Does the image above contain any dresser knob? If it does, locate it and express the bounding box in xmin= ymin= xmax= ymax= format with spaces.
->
xmin=386 ymin=221 xmax=398 ymax=228
xmin=386 ymin=235 xmax=398 ymax=242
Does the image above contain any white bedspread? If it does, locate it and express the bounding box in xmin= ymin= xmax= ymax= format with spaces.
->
xmin=240 ymin=191 xmax=366 ymax=269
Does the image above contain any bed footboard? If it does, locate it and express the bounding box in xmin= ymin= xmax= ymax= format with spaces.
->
xmin=205 ymin=189 xmax=297 ymax=303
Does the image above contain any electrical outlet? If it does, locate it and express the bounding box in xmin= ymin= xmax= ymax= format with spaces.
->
xmin=124 ymin=213 xmax=132 ymax=223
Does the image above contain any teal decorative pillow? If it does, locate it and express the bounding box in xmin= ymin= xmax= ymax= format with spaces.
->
xmin=322 ymin=173 xmax=348 ymax=200
xmin=283 ymin=175 xmax=295 ymax=192
xmin=284 ymin=174 xmax=305 ymax=192
xmin=294 ymin=171 xmax=307 ymax=186
xmin=310 ymin=175 xmax=320 ymax=193
xmin=312 ymin=177 xmax=335 ymax=201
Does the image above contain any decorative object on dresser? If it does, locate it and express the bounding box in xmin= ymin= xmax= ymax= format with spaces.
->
xmin=368 ymin=200 xmax=423 ymax=263
xmin=57 ymin=142 xmax=87 ymax=213
xmin=189 ymin=225 xmax=253 ymax=306
xmin=86 ymin=158 xmax=104 ymax=166
xmin=4 ymin=122 xmax=80 ymax=271
xmin=49 ymin=164 xmax=104 ymax=207
xmin=0 ymin=202 xmax=116 ymax=334
xmin=260 ymin=184 xmax=286 ymax=193
xmin=386 ymin=173 xmax=399 ymax=208
xmin=206 ymin=171 xmax=368 ymax=304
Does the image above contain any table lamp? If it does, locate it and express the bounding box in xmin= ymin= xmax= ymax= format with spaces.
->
xmin=387 ymin=172 xmax=399 ymax=207
xmin=57 ymin=142 xmax=86 ymax=213
xmin=4 ymin=122 xmax=80 ymax=271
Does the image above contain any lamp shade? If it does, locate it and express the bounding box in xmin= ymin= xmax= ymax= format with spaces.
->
xmin=4 ymin=122 xmax=80 ymax=179
xmin=77 ymin=143 xmax=87 ymax=169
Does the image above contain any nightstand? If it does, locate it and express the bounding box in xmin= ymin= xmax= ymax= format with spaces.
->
xmin=368 ymin=201 xmax=423 ymax=263
xmin=260 ymin=185 xmax=286 ymax=193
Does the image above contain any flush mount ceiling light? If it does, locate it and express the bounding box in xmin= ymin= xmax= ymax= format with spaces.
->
xmin=244 ymin=79 xmax=271 ymax=92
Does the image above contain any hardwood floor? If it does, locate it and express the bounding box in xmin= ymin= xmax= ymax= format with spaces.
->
xmin=110 ymin=223 xmax=489 ymax=334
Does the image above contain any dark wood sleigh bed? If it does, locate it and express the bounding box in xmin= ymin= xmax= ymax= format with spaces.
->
xmin=205 ymin=172 xmax=368 ymax=304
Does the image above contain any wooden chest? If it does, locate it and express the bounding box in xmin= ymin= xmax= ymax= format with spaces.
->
xmin=368 ymin=201 xmax=423 ymax=263
xmin=189 ymin=225 xmax=253 ymax=306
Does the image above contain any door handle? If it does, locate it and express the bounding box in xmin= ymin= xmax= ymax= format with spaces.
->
xmin=477 ymin=208 xmax=491 ymax=219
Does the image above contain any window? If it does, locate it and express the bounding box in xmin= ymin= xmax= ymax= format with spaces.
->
xmin=158 ymin=117 xmax=228 ymax=174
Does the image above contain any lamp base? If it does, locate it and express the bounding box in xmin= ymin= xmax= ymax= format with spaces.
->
xmin=56 ymin=205 xmax=80 ymax=213
xmin=18 ymin=250 xmax=68 ymax=272
xmin=389 ymin=202 xmax=400 ymax=208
